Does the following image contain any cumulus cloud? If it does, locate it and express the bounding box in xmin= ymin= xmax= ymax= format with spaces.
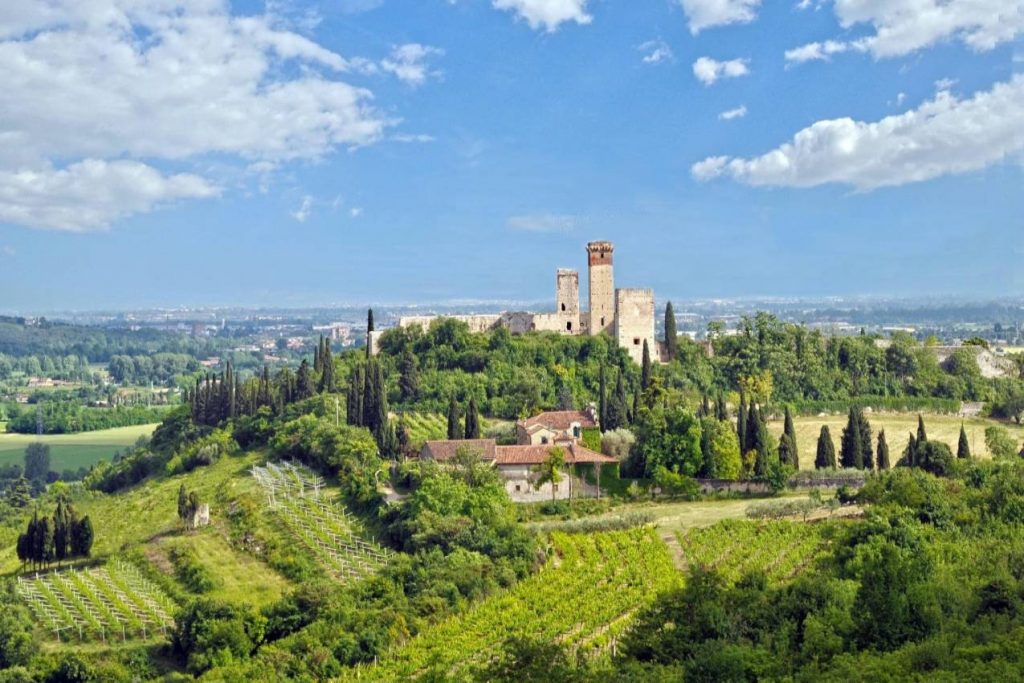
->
xmin=380 ymin=43 xmax=444 ymax=86
xmin=680 ymin=0 xmax=761 ymax=33
xmin=492 ymin=0 xmax=592 ymax=31
xmin=0 ymin=0 xmax=395 ymax=230
xmin=787 ymin=0 xmax=1024 ymax=63
xmin=507 ymin=213 xmax=579 ymax=233
xmin=693 ymin=57 xmax=750 ymax=85
xmin=719 ymin=105 xmax=748 ymax=120
xmin=692 ymin=75 xmax=1024 ymax=190
xmin=785 ymin=39 xmax=864 ymax=63
xmin=0 ymin=160 xmax=218 ymax=231
xmin=639 ymin=39 xmax=674 ymax=64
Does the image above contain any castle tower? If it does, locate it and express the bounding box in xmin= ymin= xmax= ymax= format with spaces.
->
xmin=555 ymin=269 xmax=580 ymax=334
xmin=586 ymin=241 xmax=615 ymax=335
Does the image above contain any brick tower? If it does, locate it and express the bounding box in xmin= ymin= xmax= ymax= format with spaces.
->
xmin=586 ymin=241 xmax=615 ymax=335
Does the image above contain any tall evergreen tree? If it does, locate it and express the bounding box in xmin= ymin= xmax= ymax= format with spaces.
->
xmin=296 ymin=360 xmax=314 ymax=400
xmin=916 ymin=414 xmax=928 ymax=446
xmin=365 ymin=309 xmax=375 ymax=357
xmin=447 ymin=396 xmax=461 ymax=440
xmin=840 ymin=408 xmax=865 ymax=469
xmin=815 ymin=425 xmax=837 ymax=469
xmin=71 ymin=516 xmax=93 ymax=558
xmin=372 ymin=363 xmax=389 ymax=449
xmin=52 ymin=498 xmax=70 ymax=563
xmin=737 ymin=393 xmax=748 ymax=453
xmin=641 ymin=340 xmax=652 ymax=390
xmin=783 ymin=406 xmax=799 ymax=469
xmin=858 ymin=408 xmax=874 ymax=469
xmin=957 ymin=425 xmax=971 ymax=459
xmin=398 ymin=349 xmax=420 ymax=402
xmin=750 ymin=407 xmax=773 ymax=478
xmin=877 ymin=429 xmax=891 ymax=470
xmin=778 ymin=433 xmax=795 ymax=469
xmin=362 ymin=360 xmax=379 ymax=434
xmin=664 ymin=302 xmax=678 ymax=361
xmin=346 ymin=366 xmax=365 ymax=426
xmin=904 ymin=433 xmax=918 ymax=467
xmin=715 ymin=394 xmax=728 ymax=421
xmin=745 ymin=402 xmax=760 ymax=459
xmin=606 ymin=371 xmax=629 ymax=430
xmin=177 ymin=484 xmax=188 ymax=525
xmin=318 ymin=340 xmax=335 ymax=393
xmin=465 ymin=397 xmax=481 ymax=439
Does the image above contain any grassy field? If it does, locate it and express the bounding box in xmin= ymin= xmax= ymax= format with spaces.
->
xmin=2 ymin=450 xmax=294 ymax=607
xmin=770 ymin=413 xmax=1024 ymax=464
xmin=0 ymin=424 xmax=158 ymax=470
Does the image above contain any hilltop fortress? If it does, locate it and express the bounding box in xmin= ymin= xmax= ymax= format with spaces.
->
xmin=385 ymin=241 xmax=658 ymax=364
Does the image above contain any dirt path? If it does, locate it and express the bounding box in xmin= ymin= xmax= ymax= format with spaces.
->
xmin=658 ymin=529 xmax=687 ymax=571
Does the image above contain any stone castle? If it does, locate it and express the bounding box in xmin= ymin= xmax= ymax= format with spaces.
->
xmin=390 ymin=241 xmax=658 ymax=364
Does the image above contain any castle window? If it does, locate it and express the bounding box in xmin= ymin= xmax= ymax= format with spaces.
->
xmin=634 ymin=337 xmax=641 ymax=345
xmin=515 ymin=484 xmax=521 ymax=492
xmin=561 ymin=303 xmax=566 ymax=312
xmin=600 ymin=317 xmax=605 ymax=326
xmin=566 ymin=321 xmax=572 ymax=331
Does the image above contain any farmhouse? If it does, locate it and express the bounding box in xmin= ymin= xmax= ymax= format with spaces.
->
xmin=420 ymin=438 xmax=617 ymax=503
xmin=516 ymin=408 xmax=598 ymax=445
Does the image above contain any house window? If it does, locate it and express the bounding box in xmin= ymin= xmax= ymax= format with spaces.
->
xmin=541 ymin=436 xmax=549 ymax=444
xmin=515 ymin=484 xmax=521 ymax=492
xmin=553 ymin=484 xmax=559 ymax=492
xmin=573 ymin=426 xmax=581 ymax=438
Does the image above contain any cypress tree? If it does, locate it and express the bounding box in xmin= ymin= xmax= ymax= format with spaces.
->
xmin=716 ymin=394 xmax=728 ymax=421
xmin=598 ymin=363 xmax=607 ymax=429
xmin=447 ymin=396 xmax=461 ymax=440
xmin=916 ymin=414 xmax=928 ymax=446
xmin=296 ymin=360 xmax=314 ymax=400
xmin=465 ymin=397 xmax=481 ymax=439
xmin=53 ymin=499 xmax=70 ymax=564
xmin=641 ymin=340 xmax=652 ymax=390
xmin=177 ymin=484 xmax=188 ymax=525
xmin=398 ymin=349 xmax=419 ymax=402
xmin=346 ymin=367 xmax=365 ymax=426
xmin=751 ymin=408 xmax=772 ymax=478
xmin=877 ymin=429 xmax=891 ymax=470
xmin=372 ymin=363 xmax=389 ymax=448
xmin=858 ymin=409 xmax=874 ymax=470
xmin=664 ymin=302 xmax=677 ymax=361
xmin=840 ymin=408 xmax=865 ymax=469
xmin=363 ymin=360 xmax=379 ymax=434
xmin=737 ymin=393 xmax=748 ymax=453
xmin=904 ymin=433 xmax=918 ymax=467
xmin=606 ymin=371 xmax=629 ymax=430
xmin=366 ymin=309 xmax=375 ymax=357
xmin=319 ymin=340 xmax=335 ymax=393
xmin=783 ymin=406 xmax=799 ymax=469
xmin=957 ymin=425 xmax=971 ymax=459
xmin=815 ymin=425 xmax=837 ymax=469
xmin=745 ymin=402 xmax=760 ymax=459
xmin=778 ymin=433 xmax=795 ymax=469
xmin=314 ymin=335 xmax=322 ymax=373
xmin=72 ymin=516 xmax=93 ymax=558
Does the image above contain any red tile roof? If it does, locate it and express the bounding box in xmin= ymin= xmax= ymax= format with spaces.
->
xmin=421 ymin=439 xmax=497 ymax=462
xmin=494 ymin=443 xmax=616 ymax=466
xmin=519 ymin=410 xmax=597 ymax=431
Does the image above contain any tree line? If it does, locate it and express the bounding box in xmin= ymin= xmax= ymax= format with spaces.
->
xmin=15 ymin=497 xmax=93 ymax=570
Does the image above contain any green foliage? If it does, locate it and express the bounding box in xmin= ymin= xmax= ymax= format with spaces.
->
xmin=172 ymin=598 xmax=266 ymax=674
xmin=816 ymin=425 xmax=837 ymax=469
xmin=633 ymin=405 xmax=702 ymax=477
xmin=985 ymin=424 xmax=1019 ymax=459
xmin=170 ymin=545 xmax=219 ymax=593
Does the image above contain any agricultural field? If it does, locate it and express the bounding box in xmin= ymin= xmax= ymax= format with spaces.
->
xmin=399 ymin=412 xmax=448 ymax=447
xmin=16 ymin=562 xmax=176 ymax=644
xmin=0 ymin=423 xmax=158 ymax=470
xmin=2 ymin=451 xmax=295 ymax=609
xmin=770 ymin=413 xmax=1024 ymax=464
xmin=252 ymin=461 xmax=390 ymax=582
xmin=678 ymin=519 xmax=830 ymax=585
xmin=347 ymin=527 xmax=680 ymax=681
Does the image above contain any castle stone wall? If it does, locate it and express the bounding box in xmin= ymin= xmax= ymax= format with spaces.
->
xmin=615 ymin=288 xmax=655 ymax=365
xmin=587 ymin=241 xmax=615 ymax=336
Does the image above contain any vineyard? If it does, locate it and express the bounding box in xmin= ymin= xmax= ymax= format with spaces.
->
xmin=15 ymin=562 xmax=176 ymax=643
xmin=345 ymin=527 xmax=680 ymax=681
xmin=251 ymin=461 xmax=390 ymax=582
xmin=400 ymin=412 xmax=448 ymax=447
xmin=678 ymin=519 xmax=829 ymax=585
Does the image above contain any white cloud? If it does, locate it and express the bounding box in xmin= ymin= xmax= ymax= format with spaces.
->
xmin=680 ymin=0 xmax=761 ymax=33
xmin=896 ymin=92 xmax=906 ymax=105
xmin=292 ymin=195 xmax=313 ymax=222
xmin=692 ymin=75 xmax=1024 ymax=190
xmin=0 ymin=160 xmax=217 ymax=231
xmin=719 ymin=105 xmax=748 ymax=120
xmin=349 ymin=207 xmax=364 ymax=218
xmin=380 ymin=43 xmax=444 ymax=87
xmin=507 ymin=213 xmax=579 ymax=232
xmin=392 ymin=133 xmax=437 ymax=143
xmin=935 ymin=77 xmax=958 ymax=91
xmin=784 ymin=39 xmax=864 ymax=63
xmin=788 ymin=0 xmax=1024 ymax=63
xmin=492 ymin=0 xmax=592 ymax=32
xmin=693 ymin=57 xmax=750 ymax=85
xmin=0 ymin=0 xmax=394 ymax=230
xmin=639 ymin=39 xmax=674 ymax=64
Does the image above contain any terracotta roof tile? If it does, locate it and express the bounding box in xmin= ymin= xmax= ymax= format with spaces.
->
xmin=494 ymin=443 xmax=617 ymax=466
xmin=519 ymin=410 xmax=597 ymax=431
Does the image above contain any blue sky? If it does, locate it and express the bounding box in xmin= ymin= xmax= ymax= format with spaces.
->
xmin=0 ymin=0 xmax=1022 ymax=311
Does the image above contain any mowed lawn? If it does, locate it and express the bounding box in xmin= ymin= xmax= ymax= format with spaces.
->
xmin=0 ymin=424 xmax=158 ymax=470
xmin=769 ymin=413 xmax=1024 ymax=465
